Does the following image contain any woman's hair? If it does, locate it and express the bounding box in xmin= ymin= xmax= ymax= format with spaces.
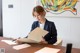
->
xmin=32 ymin=5 xmax=46 ymax=16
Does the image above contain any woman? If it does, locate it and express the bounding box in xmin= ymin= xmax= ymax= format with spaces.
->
xmin=16 ymin=5 xmax=57 ymax=44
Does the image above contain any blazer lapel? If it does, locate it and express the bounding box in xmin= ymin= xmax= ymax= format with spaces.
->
xmin=44 ymin=19 xmax=48 ymax=30
xmin=37 ymin=21 xmax=39 ymax=27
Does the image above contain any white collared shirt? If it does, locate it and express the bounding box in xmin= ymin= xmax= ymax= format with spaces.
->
xmin=39 ymin=23 xmax=45 ymax=29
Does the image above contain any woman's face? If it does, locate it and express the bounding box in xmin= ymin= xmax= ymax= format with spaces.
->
xmin=33 ymin=12 xmax=45 ymax=22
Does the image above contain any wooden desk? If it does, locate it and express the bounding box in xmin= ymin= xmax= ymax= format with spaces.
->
xmin=0 ymin=37 xmax=80 ymax=53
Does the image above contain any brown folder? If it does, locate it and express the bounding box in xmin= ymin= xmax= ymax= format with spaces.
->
xmin=19 ymin=27 xmax=49 ymax=43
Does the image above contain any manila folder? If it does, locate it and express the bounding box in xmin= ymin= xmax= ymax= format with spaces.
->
xmin=18 ymin=27 xmax=49 ymax=43
xmin=27 ymin=27 xmax=49 ymax=43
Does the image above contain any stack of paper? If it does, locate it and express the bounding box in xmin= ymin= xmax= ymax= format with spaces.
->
xmin=35 ymin=47 xmax=60 ymax=53
xmin=1 ymin=40 xmax=17 ymax=45
xmin=13 ymin=44 xmax=31 ymax=50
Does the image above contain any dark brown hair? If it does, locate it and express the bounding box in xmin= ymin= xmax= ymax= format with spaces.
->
xmin=32 ymin=5 xmax=45 ymax=16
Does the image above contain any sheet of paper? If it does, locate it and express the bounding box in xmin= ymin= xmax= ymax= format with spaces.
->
xmin=18 ymin=38 xmax=38 ymax=43
xmin=28 ymin=27 xmax=49 ymax=42
xmin=1 ymin=40 xmax=17 ymax=45
xmin=13 ymin=44 xmax=31 ymax=50
xmin=35 ymin=47 xmax=60 ymax=53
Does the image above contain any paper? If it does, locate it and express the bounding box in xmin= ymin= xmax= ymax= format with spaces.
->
xmin=1 ymin=40 xmax=17 ymax=45
xmin=35 ymin=47 xmax=60 ymax=53
xmin=28 ymin=27 xmax=49 ymax=42
xmin=18 ymin=38 xmax=38 ymax=43
xmin=13 ymin=44 xmax=31 ymax=50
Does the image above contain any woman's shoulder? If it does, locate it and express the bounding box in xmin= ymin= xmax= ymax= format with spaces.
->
xmin=32 ymin=21 xmax=38 ymax=24
xmin=33 ymin=21 xmax=38 ymax=23
xmin=46 ymin=20 xmax=55 ymax=24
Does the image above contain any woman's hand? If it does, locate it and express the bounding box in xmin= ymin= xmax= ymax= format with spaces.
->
xmin=39 ymin=37 xmax=48 ymax=44
xmin=15 ymin=39 xmax=23 ymax=44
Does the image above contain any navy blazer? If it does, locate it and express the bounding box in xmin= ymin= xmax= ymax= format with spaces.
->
xmin=31 ymin=19 xmax=57 ymax=44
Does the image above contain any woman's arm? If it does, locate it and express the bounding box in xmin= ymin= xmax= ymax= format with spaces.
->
xmin=47 ymin=22 xmax=57 ymax=44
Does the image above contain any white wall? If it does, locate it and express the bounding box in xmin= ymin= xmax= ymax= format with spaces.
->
xmin=46 ymin=17 xmax=80 ymax=48
xmin=0 ymin=0 xmax=2 ymax=29
xmin=2 ymin=0 xmax=80 ymax=48
xmin=2 ymin=0 xmax=36 ymax=38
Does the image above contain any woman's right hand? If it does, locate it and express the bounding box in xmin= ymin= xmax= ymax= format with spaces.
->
xmin=15 ymin=39 xmax=23 ymax=44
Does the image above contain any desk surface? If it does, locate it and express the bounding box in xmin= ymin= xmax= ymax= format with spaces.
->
xmin=0 ymin=37 xmax=80 ymax=53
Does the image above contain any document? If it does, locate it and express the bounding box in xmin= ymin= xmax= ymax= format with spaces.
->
xmin=28 ymin=27 xmax=49 ymax=42
xmin=35 ymin=47 xmax=60 ymax=53
xmin=18 ymin=27 xmax=49 ymax=43
xmin=18 ymin=38 xmax=39 ymax=43
xmin=1 ymin=40 xmax=17 ymax=45
xmin=13 ymin=44 xmax=31 ymax=50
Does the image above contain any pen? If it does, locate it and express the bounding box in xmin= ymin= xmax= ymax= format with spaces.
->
xmin=12 ymin=39 xmax=16 ymax=42
xmin=12 ymin=37 xmax=21 ymax=42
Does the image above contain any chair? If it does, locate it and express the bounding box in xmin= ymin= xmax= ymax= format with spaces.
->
xmin=53 ymin=37 xmax=62 ymax=46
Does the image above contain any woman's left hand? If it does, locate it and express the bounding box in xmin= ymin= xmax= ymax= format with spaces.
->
xmin=39 ymin=37 xmax=48 ymax=44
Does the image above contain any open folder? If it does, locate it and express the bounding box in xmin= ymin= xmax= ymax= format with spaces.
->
xmin=19 ymin=27 xmax=49 ymax=43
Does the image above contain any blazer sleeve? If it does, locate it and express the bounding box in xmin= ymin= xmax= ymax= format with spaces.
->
xmin=31 ymin=21 xmax=38 ymax=31
xmin=31 ymin=22 xmax=35 ymax=31
xmin=47 ymin=22 xmax=57 ymax=44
